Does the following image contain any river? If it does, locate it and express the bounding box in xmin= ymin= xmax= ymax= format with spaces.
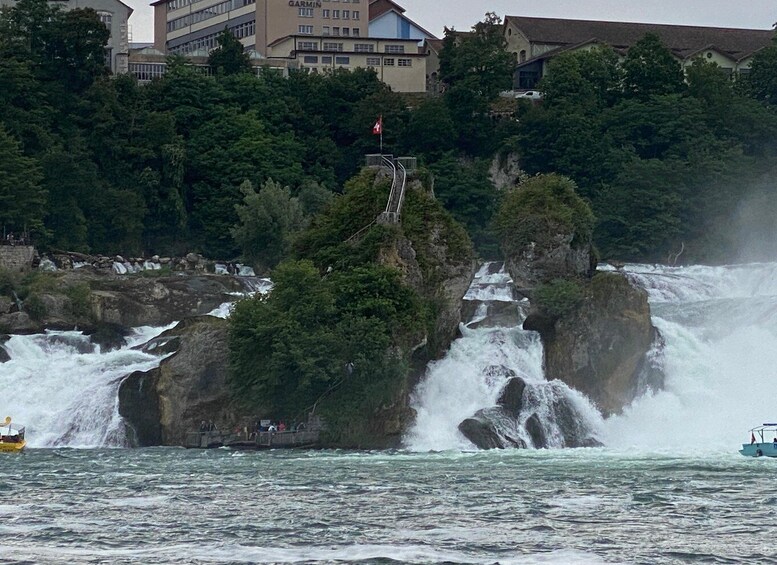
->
xmin=2 ymin=447 xmax=773 ymax=564
xmin=2 ymin=261 xmax=777 ymax=563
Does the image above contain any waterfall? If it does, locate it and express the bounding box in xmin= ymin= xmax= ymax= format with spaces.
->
xmin=603 ymin=262 xmax=777 ymax=450
xmin=0 ymin=326 xmax=171 ymax=448
xmin=405 ymin=262 xmax=603 ymax=451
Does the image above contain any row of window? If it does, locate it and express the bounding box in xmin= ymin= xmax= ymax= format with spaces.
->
xmin=299 ymin=7 xmax=360 ymax=19
xmin=169 ymin=18 xmax=255 ymax=54
xmin=295 ymin=41 xmax=405 ymax=53
xmin=301 ymin=55 xmax=412 ymax=67
xmin=298 ymin=25 xmax=360 ymax=36
xmin=167 ymin=0 xmax=254 ymax=32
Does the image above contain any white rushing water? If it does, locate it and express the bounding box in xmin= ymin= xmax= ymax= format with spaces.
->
xmin=603 ymin=261 xmax=777 ymax=451
xmin=0 ymin=325 xmax=172 ymax=447
xmin=406 ymin=263 xmax=602 ymax=451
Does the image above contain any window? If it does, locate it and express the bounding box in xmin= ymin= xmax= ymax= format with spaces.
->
xmin=385 ymin=44 xmax=405 ymax=54
xmin=322 ymin=26 xmax=330 ymax=35
xmin=332 ymin=27 xmax=340 ymax=35
xmin=383 ymin=58 xmax=394 ymax=66
xmin=354 ymin=43 xmax=373 ymax=52
xmin=323 ymin=42 xmax=343 ymax=51
xmin=352 ymin=28 xmax=359 ymax=37
xmin=97 ymin=11 xmax=112 ymax=29
xmin=353 ymin=10 xmax=359 ymax=19
xmin=332 ymin=10 xmax=340 ymax=18
xmin=519 ymin=49 xmax=526 ymax=63
xmin=398 ymin=58 xmax=411 ymax=67
xmin=322 ymin=56 xmax=332 ymax=64
xmin=366 ymin=56 xmax=380 ymax=66
xmin=342 ymin=10 xmax=349 ymax=18
xmin=335 ymin=56 xmax=350 ymax=65
xmin=342 ymin=27 xmax=349 ymax=36
xmin=323 ymin=9 xmax=329 ymax=17
xmin=298 ymin=25 xmax=313 ymax=34
xmin=299 ymin=7 xmax=313 ymax=17
xmin=129 ymin=62 xmax=167 ymax=81
xmin=303 ymin=56 xmax=318 ymax=64
xmin=298 ymin=41 xmax=318 ymax=50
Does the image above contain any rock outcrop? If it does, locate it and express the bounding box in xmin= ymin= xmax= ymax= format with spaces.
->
xmin=0 ymin=269 xmax=246 ymax=336
xmin=457 ymin=376 xmax=601 ymax=450
xmin=525 ymin=272 xmax=659 ymax=416
xmin=0 ymin=335 xmax=9 ymax=363
xmin=119 ymin=316 xmax=251 ymax=446
xmin=505 ymin=233 xmax=596 ymax=290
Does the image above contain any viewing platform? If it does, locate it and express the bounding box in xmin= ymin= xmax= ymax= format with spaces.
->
xmin=185 ymin=429 xmax=321 ymax=450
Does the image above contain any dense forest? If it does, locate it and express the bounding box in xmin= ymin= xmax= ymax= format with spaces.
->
xmin=2 ymin=1 xmax=777 ymax=267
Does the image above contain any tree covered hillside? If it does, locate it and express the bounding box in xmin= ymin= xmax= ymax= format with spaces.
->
xmin=1 ymin=2 xmax=777 ymax=264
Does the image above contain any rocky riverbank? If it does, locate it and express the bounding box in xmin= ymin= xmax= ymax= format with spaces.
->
xmin=0 ymin=267 xmax=250 ymax=342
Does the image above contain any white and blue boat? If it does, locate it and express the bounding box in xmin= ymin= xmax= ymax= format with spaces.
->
xmin=740 ymin=424 xmax=777 ymax=457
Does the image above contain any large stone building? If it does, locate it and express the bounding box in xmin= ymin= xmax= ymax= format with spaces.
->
xmin=0 ymin=0 xmax=133 ymax=74
xmin=148 ymin=0 xmax=436 ymax=92
xmin=505 ymin=16 xmax=775 ymax=90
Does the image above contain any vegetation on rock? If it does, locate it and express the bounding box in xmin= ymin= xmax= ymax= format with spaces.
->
xmin=494 ymin=174 xmax=595 ymax=257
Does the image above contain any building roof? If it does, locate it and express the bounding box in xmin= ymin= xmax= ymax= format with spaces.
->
xmin=425 ymin=38 xmax=444 ymax=53
xmin=505 ymin=16 xmax=774 ymax=61
xmin=369 ymin=0 xmax=406 ymax=21
xmin=368 ymin=0 xmax=438 ymax=39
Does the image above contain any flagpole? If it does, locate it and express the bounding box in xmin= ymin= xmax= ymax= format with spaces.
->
xmin=380 ymin=127 xmax=383 ymax=155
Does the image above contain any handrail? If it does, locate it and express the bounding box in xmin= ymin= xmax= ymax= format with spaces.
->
xmin=345 ymin=219 xmax=376 ymax=243
xmin=382 ymin=155 xmax=398 ymax=214
xmin=394 ymin=159 xmax=407 ymax=219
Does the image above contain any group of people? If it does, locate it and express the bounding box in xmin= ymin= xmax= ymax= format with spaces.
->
xmin=255 ymin=420 xmax=307 ymax=434
xmin=198 ymin=421 xmax=218 ymax=433
xmin=2 ymin=232 xmax=28 ymax=246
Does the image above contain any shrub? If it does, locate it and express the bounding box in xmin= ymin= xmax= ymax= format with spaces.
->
xmin=494 ymin=173 xmax=595 ymax=256
xmin=66 ymin=283 xmax=92 ymax=319
xmin=24 ymin=294 xmax=47 ymax=321
xmin=0 ymin=269 xmax=19 ymax=298
xmin=534 ymin=278 xmax=584 ymax=318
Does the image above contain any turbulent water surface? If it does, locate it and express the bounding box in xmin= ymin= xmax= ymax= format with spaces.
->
xmin=2 ymin=448 xmax=775 ymax=564
xmin=3 ymin=262 xmax=777 ymax=563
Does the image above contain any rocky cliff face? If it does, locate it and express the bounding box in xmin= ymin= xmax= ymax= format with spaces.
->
xmin=0 ymin=269 xmax=245 ymax=338
xmin=119 ymin=316 xmax=250 ymax=446
xmin=505 ymin=232 xmax=597 ymax=290
xmin=525 ymin=272 xmax=660 ymax=416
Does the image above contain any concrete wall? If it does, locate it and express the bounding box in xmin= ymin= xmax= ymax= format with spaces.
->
xmin=0 ymin=246 xmax=35 ymax=273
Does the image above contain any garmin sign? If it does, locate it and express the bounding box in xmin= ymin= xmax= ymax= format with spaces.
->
xmin=288 ymin=1 xmax=322 ymax=6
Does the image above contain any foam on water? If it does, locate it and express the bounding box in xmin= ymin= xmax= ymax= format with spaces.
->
xmin=603 ymin=261 xmax=777 ymax=450
xmin=0 ymin=325 xmax=172 ymax=447
xmin=406 ymin=262 xmax=602 ymax=451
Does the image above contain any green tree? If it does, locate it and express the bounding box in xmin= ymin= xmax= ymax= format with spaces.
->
xmin=622 ymin=33 xmax=685 ymax=98
xmin=43 ymin=8 xmax=110 ymax=91
xmin=540 ymin=45 xmax=622 ymax=111
xmin=208 ymin=28 xmax=252 ymax=76
xmin=231 ymin=179 xmax=306 ymax=271
xmin=439 ymin=13 xmax=515 ymax=154
xmin=405 ymin=98 xmax=457 ymax=159
xmin=494 ymin=174 xmax=595 ymax=258
xmin=746 ymin=34 xmax=777 ymax=105
xmin=0 ymin=125 xmax=46 ymax=234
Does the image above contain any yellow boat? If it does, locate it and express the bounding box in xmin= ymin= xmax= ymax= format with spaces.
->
xmin=0 ymin=416 xmax=26 ymax=452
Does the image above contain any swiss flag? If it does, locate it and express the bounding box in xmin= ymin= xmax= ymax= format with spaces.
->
xmin=372 ymin=115 xmax=383 ymax=135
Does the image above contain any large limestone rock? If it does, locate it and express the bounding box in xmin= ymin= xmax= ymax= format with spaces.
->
xmin=119 ymin=316 xmax=250 ymax=446
xmin=505 ymin=232 xmax=596 ymax=290
xmin=525 ymin=272 xmax=658 ymax=416
xmin=0 ymin=270 xmax=245 ymax=335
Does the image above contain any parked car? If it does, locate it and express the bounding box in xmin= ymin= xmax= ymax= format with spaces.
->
xmin=515 ymin=90 xmax=543 ymax=100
